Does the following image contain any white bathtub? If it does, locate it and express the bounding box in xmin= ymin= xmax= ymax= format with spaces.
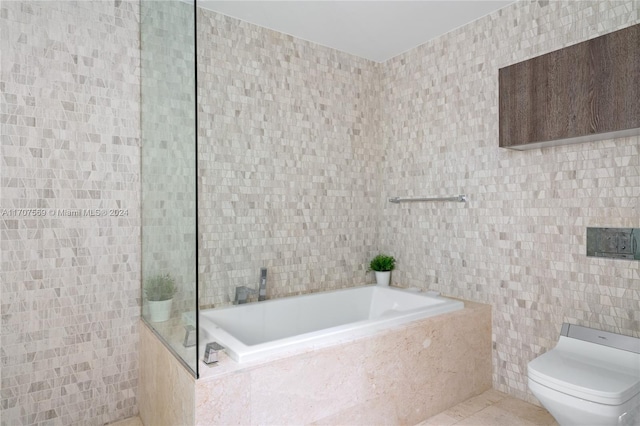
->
xmin=199 ymin=285 xmax=464 ymax=363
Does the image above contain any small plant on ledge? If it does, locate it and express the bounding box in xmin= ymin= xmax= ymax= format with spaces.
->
xmin=369 ymin=254 xmax=396 ymax=272
xmin=144 ymin=273 xmax=176 ymax=301
xmin=369 ymin=254 xmax=395 ymax=286
xmin=144 ymin=273 xmax=176 ymax=322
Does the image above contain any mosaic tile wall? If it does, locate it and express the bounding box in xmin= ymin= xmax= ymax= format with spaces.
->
xmin=1 ymin=1 xmax=140 ymax=425
xmin=197 ymin=9 xmax=383 ymax=308
xmin=379 ymin=1 xmax=640 ymax=402
xmin=140 ymin=0 xmax=197 ymax=360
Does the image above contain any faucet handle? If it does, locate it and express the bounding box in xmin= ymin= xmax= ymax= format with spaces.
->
xmin=203 ymin=341 xmax=224 ymax=365
xmin=258 ymin=267 xmax=267 ymax=301
xmin=183 ymin=325 xmax=196 ymax=347
xmin=234 ymin=285 xmax=256 ymax=304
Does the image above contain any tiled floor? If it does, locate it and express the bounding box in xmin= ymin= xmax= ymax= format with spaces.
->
xmin=420 ymin=389 xmax=557 ymax=426
xmin=109 ymin=389 xmax=556 ymax=426
xmin=107 ymin=417 xmax=144 ymax=426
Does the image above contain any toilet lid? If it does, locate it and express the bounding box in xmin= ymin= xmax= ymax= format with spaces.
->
xmin=528 ymin=337 xmax=640 ymax=406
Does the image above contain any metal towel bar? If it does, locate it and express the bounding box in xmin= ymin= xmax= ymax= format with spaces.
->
xmin=388 ymin=195 xmax=467 ymax=203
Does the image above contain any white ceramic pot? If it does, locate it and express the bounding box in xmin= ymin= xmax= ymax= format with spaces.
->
xmin=374 ymin=271 xmax=391 ymax=286
xmin=147 ymin=299 xmax=173 ymax=322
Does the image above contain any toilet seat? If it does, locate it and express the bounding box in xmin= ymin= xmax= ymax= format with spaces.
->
xmin=528 ymin=336 xmax=640 ymax=406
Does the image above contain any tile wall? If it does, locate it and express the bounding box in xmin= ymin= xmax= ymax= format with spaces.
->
xmin=1 ymin=1 xmax=140 ymax=425
xmin=196 ymin=9 xmax=383 ymax=308
xmin=380 ymin=0 xmax=639 ymax=402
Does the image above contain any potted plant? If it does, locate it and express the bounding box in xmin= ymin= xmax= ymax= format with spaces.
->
xmin=144 ymin=273 xmax=176 ymax=322
xmin=369 ymin=254 xmax=395 ymax=286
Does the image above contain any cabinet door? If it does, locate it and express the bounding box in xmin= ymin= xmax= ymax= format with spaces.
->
xmin=499 ymin=24 xmax=640 ymax=149
xmin=589 ymin=24 xmax=640 ymax=135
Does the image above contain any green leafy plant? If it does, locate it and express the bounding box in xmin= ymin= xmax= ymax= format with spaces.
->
xmin=369 ymin=254 xmax=396 ymax=272
xmin=144 ymin=273 xmax=177 ymax=301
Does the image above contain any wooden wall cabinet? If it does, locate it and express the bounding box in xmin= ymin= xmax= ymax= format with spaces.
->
xmin=499 ymin=24 xmax=640 ymax=150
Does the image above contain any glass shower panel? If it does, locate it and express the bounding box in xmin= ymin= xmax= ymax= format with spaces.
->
xmin=140 ymin=0 xmax=197 ymax=376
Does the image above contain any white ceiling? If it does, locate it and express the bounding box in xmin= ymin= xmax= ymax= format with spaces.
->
xmin=197 ymin=1 xmax=515 ymax=62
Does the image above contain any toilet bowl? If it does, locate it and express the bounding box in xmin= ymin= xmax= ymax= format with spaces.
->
xmin=528 ymin=323 xmax=640 ymax=426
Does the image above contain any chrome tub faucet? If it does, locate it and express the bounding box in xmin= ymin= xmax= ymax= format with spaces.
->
xmin=234 ymin=268 xmax=267 ymax=304
xmin=234 ymin=285 xmax=255 ymax=304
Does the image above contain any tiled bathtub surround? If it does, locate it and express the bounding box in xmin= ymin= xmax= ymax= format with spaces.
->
xmin=138 ymin=323 xmax=195 ymax=426
xmin=379 ymin=0 xmax=639 ymax=403
xmin=196 ymin=9 xmax=383 ymax=308
xmin=1 ymin=1 xmax=140 ymax=425
xmin=139 ymin=302 xmax=491 ymax=425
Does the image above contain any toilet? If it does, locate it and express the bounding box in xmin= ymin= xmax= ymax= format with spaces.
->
xmin=528 ymin=323 xmax=640 ymax=426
